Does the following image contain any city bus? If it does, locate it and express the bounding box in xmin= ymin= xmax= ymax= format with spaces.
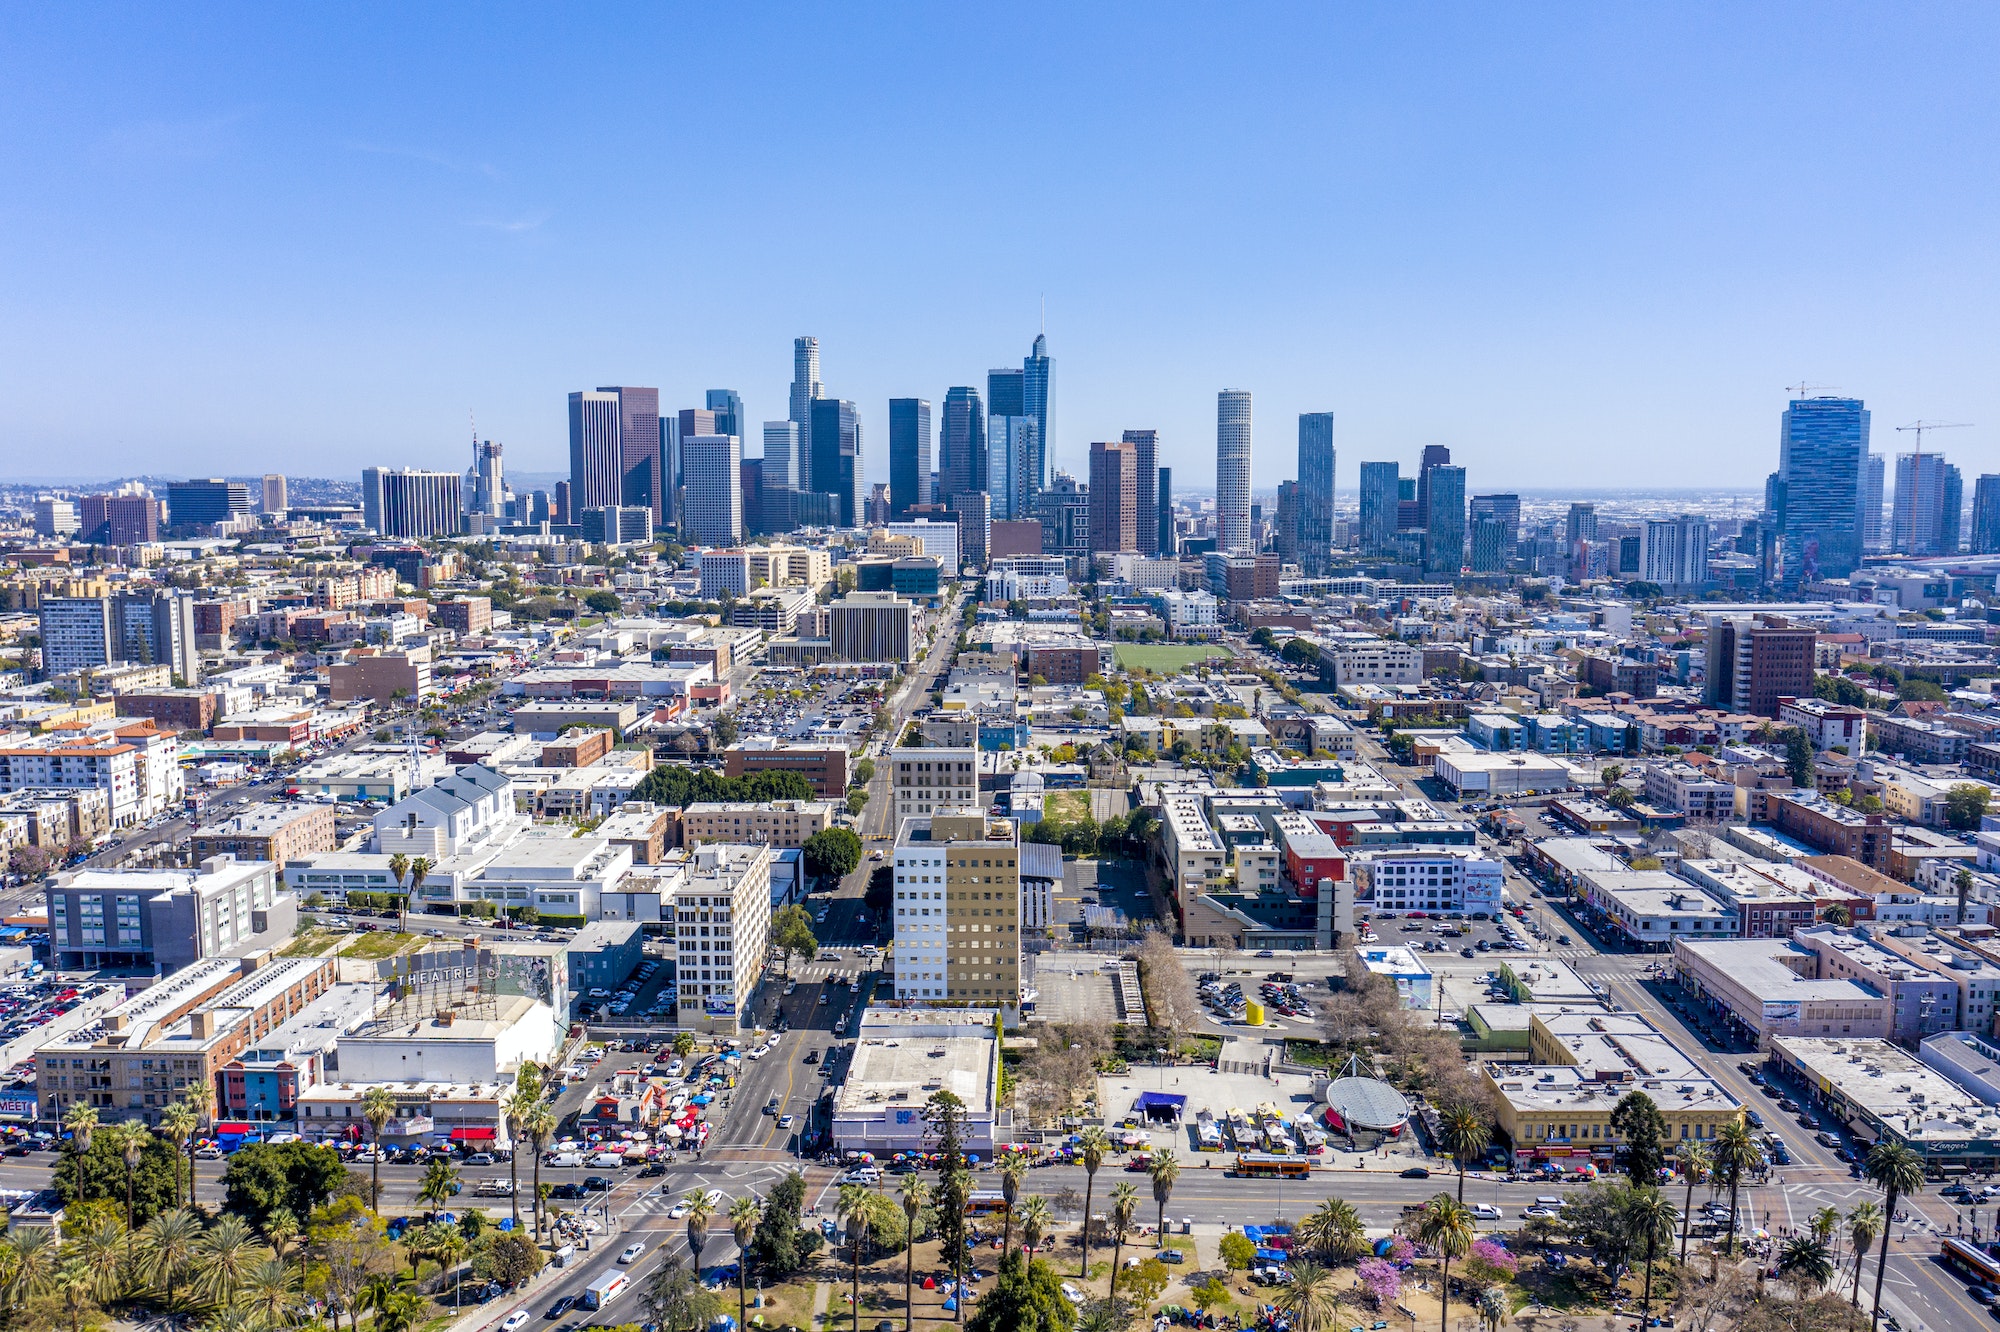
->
xmin=1231 ymin=1153 xmax=1312 ymax=1180
xmin=966 ymin=1191 xmax=1009 ymax=1214
xmin=1940 ymin=1238 xmax=2000 ymax=1288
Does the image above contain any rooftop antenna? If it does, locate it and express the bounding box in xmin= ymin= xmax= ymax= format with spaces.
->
xmin=1040 ymin=294 xmax=1045 ymax=336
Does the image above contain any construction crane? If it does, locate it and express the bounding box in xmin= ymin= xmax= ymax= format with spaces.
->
xmin=1786 ymin=382 xmax=1842 ymax=398
xmin=1896 ymin=420 xmax=1971 ymax=461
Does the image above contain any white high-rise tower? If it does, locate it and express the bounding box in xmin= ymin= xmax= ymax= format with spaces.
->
xmin=1216 ymin=389 xmax=1253 ymax=552
xmin=790 ymin=336 xmax=822 ymax=462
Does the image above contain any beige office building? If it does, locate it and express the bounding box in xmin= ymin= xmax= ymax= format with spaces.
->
xmin=892 ymin=748 xmax=979 ymax=820
xmin=892 ymin=812 xmax=1020 ymax=1008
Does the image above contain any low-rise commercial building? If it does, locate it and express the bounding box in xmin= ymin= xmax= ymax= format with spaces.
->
xmin=1574 ymin=870 xmax=1737 ymax=949
xmin=1768 ymin=1036 xmax=2000 ymax=1170
xmin=1356 ymin=847 xmax=1504 ymax=916
xmin=190 ymin=802 xmax=336 ymax=870
xmin=722 ymin=743 xmax=847 ymax=798
xmin=681 ymin=800 xmax=835 ymax=848
xmin=1769 ymin=791 xmax=1893 ymax=873
xmin=830 ymin=1010 xmax=1001 ymax=1156
xmin=1673 ymin=937 xmax=1891 ymax=1048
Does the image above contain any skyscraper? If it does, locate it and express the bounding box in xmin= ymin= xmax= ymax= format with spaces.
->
xmin=465 ymin=439 xmax=504 ymax=519
xmin=1777 ymin=395 xmax=1869 ymax=583
xmin=789 ymin=336 xmax=821 ymax=465
xmin=1358 ymin=462 xmax=1400 ymax=555
xmin=938 ymin=386 xmax=986 ymax=506
xmin=1565 ymin=503 xmax=1597 ymax=547
xmin=1973 ymin=475 xmax=2000 ymax=554
xmin=705 ymin=390 xmax=744 ymax=440
xmin=375 ymin=469 xmax=463 ymax=539
xmin=568 ymin=390 xmax=624 ymax=512
xmin=1469 ymin=494 xmax=1520 ymax=549
xmin=1122 ymin=429 xmax=1160 ymax=557
xmin=1089 ymin=439 xmax=1138 ymax=554
xmin=1861 ymin=453 xmax=1886 ymax=550
xmin=1023 ymin=334 xmax=1052 ymax=501
xmin=1156 ymin=466 xmax=1175 ymax=556
xmin=260 ymin=474 xmax=287 ymax=514
xmin=762 ymin=421 xmax=800 ymax=492
xmin=681 ymin=433 xmax=743 ymax=546
xmin=809 ymin=398 xmax=862 ymax=528
xmin=987 ymin=367 xmax=1024 ymax=417
xmin=1296 ymin=413 xmax=1335 ymax=575
xmin=165 ymin=479 xmax=252 ymax=528
xmin=1943 ymin=464 xmax=1964 ymax=555
xmin=1414 ymin=445 xmax=1452 ymax=518
xmin=1421 ymin=465 xmax=1465 ymax=579
xmin=1469 ymin=516 xmax=1509 ymax=572
xmin=1640 ymin=515 xmax=1711 ymax=588
xmin=889 ymin=398 xmax=932 ymax=520
xmin=1892 ymin=451 xmax=1952 ymax=556
xmin=988 ymin=416 xmax=1036 ymax=521
xmin=589 ymin=387 xmax=661 ymax=520
xmin=1216 ymin=390 xmax=1253 ymax=552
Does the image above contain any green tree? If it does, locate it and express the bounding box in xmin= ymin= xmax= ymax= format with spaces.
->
xmin=220 ymin=1142 xmax=348 ymax=1229
xmin=1275 ymin=1262 xmax=1343 ymax=1332
xmin=835 ymin=1185 xmax=895 ymax=1326
xmin=1217 ymin=1231 xmax=1257 ymax=1272
xmin=802 ymin=827 xmax=863 ymax=879
xmin=1105 ymin=1183 xmax=1139 ymax=1302
xmin=1413 ymin=1195 xmax=1474 ymax=1332
xmin=157 ymin=1101 xmax=198 ymax=1211
xmin=1946 ymin=783 xmax=1991 ymax=832
xmin=53 ymin=1127 xmax=179 ymax=1227
xmin=1845 ymin=1201 xmax=1884 ymax=1309
xmin=1777 ymin=1236 xmax=1836 ymax=1303
xmin=1864 ymin=1142 xmax=1925 ymax=1330
xmin=1438 ymin=1105 xmax=1490 ymax=1203
xmin=746 ymin=1169 xmax=822 ymax=1279
xmin=583 ymin=590 xmax=622 ymax=615
xmin=1626 ymin=1187 xmax=1679 ymax=1323
xmin=728 ymin=1194 xmax=761 ymax=1332
xmin=964 ymin=1253 xmax=1076 ymax=1332
xmin=1784 ymin=726 xmax=1815 ymax=789
xmin=1714 ymin=1119 xmax=1763 ymax=1256
xmin=417 ymin=1158 xmax=461 ymax=1217
xmin=898 ymin=1178 xmax=929 ymax=1332
xmin=1146 ymin=1150 xmax=1179 ymax=1250
xmin=137 ymin=1207 xmax=204 ymax=1311
xmin=768 ymin=903 xmax=819 ymax=979
xmin=1609 ymin=1090 xmax=1669 ymax=1186
xmin=1074 ymin=1125 xmax=1112 ymax=1278
xmin=1897 ymin=678 xmax=1948 ymax=702
xmin=1673 ymin=1140 xmax=1711 ymax=1265
xmin=1297 ymin=1197 xmax=1364 ymax=1264
xmin=360 ymin=1086 xmax=398 ymax=1210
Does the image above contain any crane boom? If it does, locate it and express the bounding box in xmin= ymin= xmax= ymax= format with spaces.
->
xmin=1895 ymin=420 xmax=1971 ymax=460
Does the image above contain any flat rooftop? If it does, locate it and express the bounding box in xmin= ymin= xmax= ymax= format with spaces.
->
xmin=348 ymin=992 xmax=542 ymax=1043
xmin=835 ymin=1010 xmax=996 ymax=1116
xmin=1773 ymin=1036 xmax=2000 ymax=1149
xmin=1674 ymin=938 xmax=1884 ymax=1004
xmin=242 ymin=983 xmax=380 ymax=1058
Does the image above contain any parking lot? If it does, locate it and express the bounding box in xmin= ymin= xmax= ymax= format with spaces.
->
xmin=729 ymin=671 xmax=889 ymax=745
xmin=1366 ymin=910 xmax=1538 ymax=960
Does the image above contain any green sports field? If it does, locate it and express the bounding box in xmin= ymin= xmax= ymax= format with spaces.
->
xmin=1111 ymin=642 xmax=1235 ymax=673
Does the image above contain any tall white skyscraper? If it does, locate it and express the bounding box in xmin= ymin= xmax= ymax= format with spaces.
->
xmin=789 ymin=336 xmax=822 ymax=462
xmin=1861 ymin=453 xmax=1885 ymax=551
xmin=260 ymin=474 xmax=287 ymax=514
xmin=1640 ymin=514 xmax=1711 ymax=588
xmin=1216 ymin=390 xmax=1253 ymax=552
xmin=682 ymin=434 xmax=744 ymax=546
xmin=1893 ymin=451 xmax=1952 ymax=556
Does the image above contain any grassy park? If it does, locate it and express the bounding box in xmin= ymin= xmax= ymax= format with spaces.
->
xmin=1111 ymin=643 xmax=1234 ymax=673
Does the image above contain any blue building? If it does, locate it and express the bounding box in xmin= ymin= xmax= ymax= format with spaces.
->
xmin=1297 ymin=413 xmax=1336 ymax=575
xmin=567 ymin=921 xmax=644 ymax=1009
xmin=1777 ymin=395 xmax=1870 ymax=583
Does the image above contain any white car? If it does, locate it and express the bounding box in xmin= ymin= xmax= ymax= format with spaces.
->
xmin=704 ymin=1188 xmax=724 ymax=1206
xmin=500 ymin=1312 xmax=531 ymax=1332
xmin=1471 ymin=1204 xmax=1502 ymax=1220
xmin=668 ymin=1201 xmax=690 ymax=1219
xmin=618 ymin=1241 xmax=646 ymax=1264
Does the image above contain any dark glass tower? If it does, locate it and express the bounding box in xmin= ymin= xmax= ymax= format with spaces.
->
xmin=1156 ymin=465 xmax=1174 ymax=555
xmin=1023 ymin=334 xmax=1052 ymax=503
xmin=809 ymin=398 xmax=863 ymax=528
xmin=1297 ymin=413 xmax=1335 ymax=574
xmin=939 ymin=386 xmax=986 ymax=505
xmin=1123 ymin=430 xmax=1159 ymax=555
xmin=1778 ymin=395 xmax=1869 ymax=582
xmin=889 ymin=398 xmax=933 ymax=519
xmin=1422 ymin=465 xmax=1465 ymax=579
xmin=1358 ymin=462 xmax=1400 ymax=555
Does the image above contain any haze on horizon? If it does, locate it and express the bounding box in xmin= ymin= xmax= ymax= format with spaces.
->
xmin=2 ymin=4 xmax=1996 ymax=493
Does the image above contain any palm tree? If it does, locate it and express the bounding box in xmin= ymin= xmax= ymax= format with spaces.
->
xmin=433 ymin=1228 xmax=468 ymax=1310
xmin=1476 ymin=1285 xmax=1509 ymax=1332
xmin=523 ymin=1102 xmax=557 ymax=1239
xmin=1075 ymin=1125 xmax=1112 ymax=1278
xmin=1864 ymin=1142 xmax=1925 ymax=1331
xmin=1299 ymin=1197 xmax=1365 ymax=1264
xmin=417 ymin=1159 xmax=461 ymax=1217
xmin=403 ymin=857 xmax=433 ymax=934
xmin=682 ymin=1189 xmax=718 ymax=1272
xmin=74 ymin=1221 xmax=123 ymax=1305
xmin=729 ymin=1194 xmax=761 ymax=1332
xmin=184 ymin=1082 xmax=217 ymax=1203
xmin=1413 ymin=1194 xmax=1475 ymax=1332
xmin=158 ymin=1100 xmax=198 ymax=1210
xmin=363 ymin=1281 xmax=425 ymax=1332
xmin=1275 ymin=1261 xmax=1343 ymax=1332
xmin=1672 ymin=1141 xmax=1711 ymax=1265
xmin=3 ymin=1229 xmax=58 ymax=1312
xmin=237 ymin=1255 xmax=296 ymax=1329
xmin=52 ymin=1256 xmax=102 ymax=1332
xmin=102 ymin=1121 xmax=148 ymax=1243
xmin=193 ymin=1213 xmax=271 ymax=1308
xmin=1811 ymin=1206 xmax=1842 ymax=1248
xmin=387 ymin=853 xmax=410 ymax=930
xmin=997 ymin=1154 xmax=1028 ymax=1257
xmin=1713 ymin=1118 xmax=1762 ymax=1256
xmin=61 ymin=1104 xmax=98 ymax=1202
xmin=836 ymin=1184 xmax=888 ymax=1332
xmin=1017 ymin=1195 xmax=1053 ymax=1258
xmin=500 ymin=1086 xmax=532 ymax=1227
xmin=139 ymin=1206 xmax=204 ymax=1310
xmin=1147 ymin=1150 xmax=1180 ymax=1250
xmin=1845 ymin=1201 xmax=1884 ymax=1309
xmin=261 ymin=1207 xmax=299 ymax=1289
xmin=898 ymin=1178 xmax=929 ymax=1332
xmin=1778 ymin=1236 xmax=1835 ymax=1305
xmin=1626 ymin=1187 xmax=1680 ymax=1325
xmin=1437 ymin=1105 xmax=1490 ymax=1204
xmin=360 ymin=1086 xmax=399 ymax=1210
xmin=1106 ymin=1183 xmax=1139 ymax=1302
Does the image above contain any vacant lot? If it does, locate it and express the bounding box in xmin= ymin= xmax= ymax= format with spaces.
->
xmin=340 ymin=931 xmax=422 ymax=960
xmin=1112 ymin=643 xmax=1234 ymax=673
xmin=1044 ymin=789 xmax=1092 ymax=823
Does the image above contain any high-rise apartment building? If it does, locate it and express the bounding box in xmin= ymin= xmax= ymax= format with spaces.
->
xmin=1296 ymin=413 xmax=1335 ymax=575
xmin=1565 ymin=503 xmax=1597 ymax=547
xmin=567 ymin=390 xmax=623 ymax=513
xmin=361 ymin=468 xmax=385 ymax=531
xmin=1358 ymin=462 xmax=1400 ymax=555
xmin=1216 ymin=390 xmax=1253 ymax=552
xmin=892 ymin=810 xmax=1021 ymax=1007
xmin=949 ymin=492 xmax=990 ymax=569
xmin=789 ymin=337 xmax=822 ymax=471
xmin=79 ymin=494 xmax=161 ymax=547
xmin=669 ymin=843 xmax=773 ymax=1033
xmin=1777 ymin=395 xmax=1869 ymax=583
xmin=1023 ymin=335 xmax=1053 ymax=499
xmin=33 ymin=499 xmax=78 ymax=539
xmin=40 ymin=590 xmax=199 ymax=684
xmin=166 ymin=480 xmax=252 ymax=528
xmin=370 ymin=469 xmax=463 ymax=539
xmin=1861 ymin=453 xmax=1886 ymax=550
xmin=889 ymin=398 xmax=932 ymax=519
xmin=1036 ymin=473 xmax=1091 ymax=563
xmin=1122 ymin=430 xmax=1160 ymax=557
xmin=1156 ymin=466 xmax=1175 ymax=556
xmin=1640 ymin=515 xmax=1711 ymax=588
xmin=1704 ymin=614 xmax=1815 ymax=717
xmin=988 ymin=416 xmax=1036 ymax=521
xmin=809 ymin=398 xmax=862 ymax=528
xmin=1943 ymin=465 xmax=1964 ymax=555
xmin=682 ymin=433 xmax=744 ymax=546
xmin=260 ymin=474 xmax=287 ymax=514
xmin=938 ymin=386 xmax=985 ymax=506
xmin=1469 ymin=516 xmax=1509 ymax=572
xmin=1089 ymin=440 xmax=1138 ymax=554
xmin=1892 ymin=451 xmax=1953 ymax=556
xmin=1469 ymin=494 xmax=1519 ymax=548
xmin=1421 ymin=465 xmax=1466 ymax=579
xmin=1973 ymin=475 xmax=2000 ymax=555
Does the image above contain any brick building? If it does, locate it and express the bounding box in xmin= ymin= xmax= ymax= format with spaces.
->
xmin=722 ymin=744 xmax=848 ymax=798
xmin=190 ymin=802 xmax=337 ymax=869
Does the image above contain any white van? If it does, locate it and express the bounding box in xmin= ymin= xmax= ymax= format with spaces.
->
xmin=589 ymin=1152 xmax=625 ymax=1168
xmin=545 ymin=1151 xmax=585 ymax=1168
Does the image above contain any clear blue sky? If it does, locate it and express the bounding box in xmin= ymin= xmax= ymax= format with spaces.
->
xmin=3 ymin=4 xmax=1998 ymax=492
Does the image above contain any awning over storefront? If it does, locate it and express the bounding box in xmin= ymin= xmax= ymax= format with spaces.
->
xmin=449 ymin=1127 xmax=497 ymax=1141
xmin=216 ymin=1122 xmax=254 ymax=1136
